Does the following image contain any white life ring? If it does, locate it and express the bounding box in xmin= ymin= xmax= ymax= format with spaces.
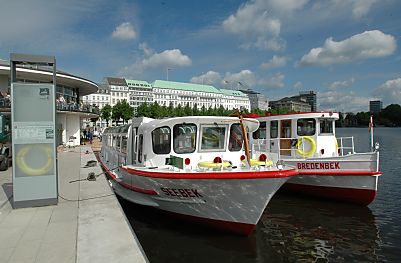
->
xmin=16 ymin=145 xmax=53 ymax=176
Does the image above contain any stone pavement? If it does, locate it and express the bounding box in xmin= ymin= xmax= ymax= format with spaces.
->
xmin=0 ymin=146 xmax=148 ymax=263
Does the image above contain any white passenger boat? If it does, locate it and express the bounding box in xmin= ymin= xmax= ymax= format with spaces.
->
xmin=99 ymin=116 xmax=297 ymax=235
xmin=251 ymin=112 xmax=382 ymax=205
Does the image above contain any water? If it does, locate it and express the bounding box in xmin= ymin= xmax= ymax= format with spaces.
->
xmin=120 ymin=127 xmax=401 ymax=262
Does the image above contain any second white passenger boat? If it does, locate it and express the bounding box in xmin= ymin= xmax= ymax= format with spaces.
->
xmin=99 ymin=116 xmax=297 ymax=235
xmin=251 ymin=112 xmax=382 ymax=205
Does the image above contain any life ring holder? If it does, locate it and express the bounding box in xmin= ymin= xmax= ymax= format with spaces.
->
xmin=296 ymin=136 xmax=316 ymax=158
xmin=243 ymin=159 xmax=273 ymax=167
xmin=16 ymin=145 xmax=53 ymax=176
xmin=198 ymin=161 xmax=231 ymax=169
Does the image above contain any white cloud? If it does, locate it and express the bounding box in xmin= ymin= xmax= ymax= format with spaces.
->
xmin=190 ymin=71 xmax=222 ymax=86
xmin=318 ymin=90 xmax=370 ymax=112
xmin=224 ymin=70 xmax=257 ymax=88
xmin=118 ymin=47 xmax=192 ymax=78
xmin=222 ymin=0 xmax=308 ymax=50
xmin=141 ymin=49 xmax=191 ymax=68
xmin=352 ymin=0 xmax=378 ymax=18
xmin=112 ymin=22 xmax=137 ymax=40
xmin=373 ymin=78 xmax=401 ymax=105
xmin=299 ymin=30 xmax=396 ymax=67
xmin=328 ymin=78 xmax=355 ymax=90
xmin=190 ymin=69 xmax=284 ymax=90
xmin=261 ymin=55 xmax=287 ymax=70
xmin=259 ymin=73 xmax=285 ymax=88
xmin=293 ymin=81 xmax=303 ymax=89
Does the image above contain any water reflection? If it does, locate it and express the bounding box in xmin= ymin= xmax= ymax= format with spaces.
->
xmin=257 ymin=194 xmax=380 ymax=262
xmin=120 ymin=193 xmax=380 ymax=263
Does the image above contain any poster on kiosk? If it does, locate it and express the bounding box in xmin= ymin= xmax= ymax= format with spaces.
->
xmin=11 ymin=54 xmax=58 ymax=208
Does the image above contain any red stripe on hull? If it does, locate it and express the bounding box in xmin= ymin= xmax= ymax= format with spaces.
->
xmin=121 ymin=166 xmax=297 ymax=179
xmin=98 ymin=160 xmax=158 ymax=195
xmin=282 ymin=183 xmax=377 ymax=206
xmin=299 ymin=170 xmax=381 ymax=176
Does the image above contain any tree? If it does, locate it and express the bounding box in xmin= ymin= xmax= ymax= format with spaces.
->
xmin=101 ymin=104 xmax=112 ymax=126
xmin=112 ymin=101 xmax=123 ymax=125
xmin=136 ymin=102 xmax=151 ymax=117
xmin=193 ymin=103 xmax=199 ymax=116
xmin=184 ymin=103 xmax=193 ymax=116
xmin=150 ymin=102 xmax=161 ymax=118
xmin=120 ymin=100 xmax=134 ymax=123
xmin=380 ymin=104 xmax=401 ymax=126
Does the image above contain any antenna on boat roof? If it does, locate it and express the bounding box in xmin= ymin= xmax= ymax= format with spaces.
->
xmin=230 ymin=109 xmax=251 ymax=167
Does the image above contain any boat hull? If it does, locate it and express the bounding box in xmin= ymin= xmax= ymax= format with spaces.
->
xmin=282 ymin=152 xmax=381 ymax=205
xmin=99 ymin=160 xmax=296 ymax=235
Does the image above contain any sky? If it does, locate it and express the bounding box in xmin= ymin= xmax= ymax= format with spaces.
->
xmin=0 ymin=0 xmax=400 ymax=112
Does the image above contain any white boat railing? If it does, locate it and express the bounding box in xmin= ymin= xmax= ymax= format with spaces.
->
xmin=336 ymin=136 xmax=355 ymax=156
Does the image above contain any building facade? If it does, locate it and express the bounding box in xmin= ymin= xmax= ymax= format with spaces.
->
xmin=369 ymin=100 xmax=382 ymax=114
xmin=299 ymin=91 xmax=317 ymax=112
xmin=82 ymin=83 xmax=110 ymax=109
xmin=126 ymin=79 xmax=153 ymax=113
xmin=106 ymin=77 xmax=129 ymax=106
xmin=239 ymin=89 xmax=269 ymax=111
xmin=84 ymin=78 xmax=252 ymax=115
xmin=270 ymin=97 xmax=311 ymax=112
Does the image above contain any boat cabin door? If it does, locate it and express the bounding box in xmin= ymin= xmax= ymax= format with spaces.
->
xmin=280 ymin=120 xmax=292 ymax=156
xmin=129 ymin=127 xmax=137 ymax=165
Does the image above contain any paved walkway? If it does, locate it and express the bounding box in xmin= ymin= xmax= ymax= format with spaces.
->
xmin=0 ymin=146 xmax=147 ymax=263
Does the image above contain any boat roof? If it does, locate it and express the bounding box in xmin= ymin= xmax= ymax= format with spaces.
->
xmin=139 ymin=116 xmax=260 ymax=132
xmin=258 ymin=112 xmax=339 ymax=121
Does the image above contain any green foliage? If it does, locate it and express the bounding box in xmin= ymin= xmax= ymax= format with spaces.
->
xmin=101 ymin=104 xmax=112 ymax=125
xmin=120 ymin=100 xmax=134 ymax=123
xmin=380 ymin=104 xmax=401 ymax=126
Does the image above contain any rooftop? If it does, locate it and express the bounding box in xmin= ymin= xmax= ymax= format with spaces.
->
xmin=152 ymin=80 xmax=222 ymax=94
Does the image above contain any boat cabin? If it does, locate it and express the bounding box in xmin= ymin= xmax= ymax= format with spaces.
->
xmin=102 ymin=116 xmax=262 ymax=170
xmin=252 ymin=112 xmax=343 ymax=159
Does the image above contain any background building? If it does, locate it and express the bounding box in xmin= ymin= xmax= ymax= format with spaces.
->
xmin=369 ymin=100 xmax=383 ymax=114
xmin=83 ymin=83 xmax=110 ymax=109
xmin=106 ymin=77 xmax=129 ymax=106
xmin=126 ymin=79 xmax=153 ymax=114
xmin=239 ymin=89 xmax=269 ymax=111
xmin=299 ymin=91 xmax=317 ymax=112
xmin=270 ymin=96 xmax=311 ymax=112
xmin=89 ymin=78 xmax=252 ymax=113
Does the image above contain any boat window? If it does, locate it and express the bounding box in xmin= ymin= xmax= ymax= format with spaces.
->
xmin=173 ymin=123 xmax=197 ymax=154
xmin=138 ymin=134 xmax=143 ymax=163
xmin=121 ymin=135 xmax=128 ymax=154
xmin=270 ymin=121 xmax=278 ymax=138
xmin=229 ymin=123 xmax=243 ymax=151
xmin=253 ymin=121 xmax=266 ymax=139
xmin=112 ymin=135 xmax=117 ymax=148
xmin=116 ymin=135 xmax=121 ymax=150
xmin=320 ymin=119 xmax=334 ymax=134
xmin=297 ymin=118 xmax=316 ymax=136
xmin=152 ymin=126 xmax=171 ymax=154
xmin=200 ymin=125 xmax=227 ymax=151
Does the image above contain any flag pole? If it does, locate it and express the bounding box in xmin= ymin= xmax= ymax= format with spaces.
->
xmin=370 ymin=115 xmax=374 ymax=151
